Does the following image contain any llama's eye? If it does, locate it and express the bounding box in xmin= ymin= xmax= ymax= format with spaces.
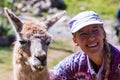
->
xmin=19 ymin=41 xmax=27 ymax=44
xmin=46 ymin=41 xmax=50 ymax=45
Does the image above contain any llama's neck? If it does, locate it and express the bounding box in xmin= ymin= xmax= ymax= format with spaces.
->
xmin=13 ymin=56 xmax=49 ymax=80
xmin=13 ymin=65 xmax=49 ymax=80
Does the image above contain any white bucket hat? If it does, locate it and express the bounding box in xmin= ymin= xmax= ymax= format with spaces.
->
xmin=68 ymin=11 xmax=104 ymax=33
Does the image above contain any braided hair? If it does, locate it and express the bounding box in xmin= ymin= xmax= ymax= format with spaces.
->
xmin=98 ymin=25 xmax=112 ymax=80
xmin=101 ymin=24 xmax=112 ymax=80
xmin=104 ymin=40 xmax=111 ymax=80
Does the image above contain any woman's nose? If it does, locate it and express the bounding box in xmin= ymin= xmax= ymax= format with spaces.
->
xmin=87 ymin=33 xmax=95 ymax=41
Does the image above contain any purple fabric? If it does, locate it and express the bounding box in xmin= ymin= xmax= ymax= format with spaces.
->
xmin=50 ymin=44 xmax=120 ymax=80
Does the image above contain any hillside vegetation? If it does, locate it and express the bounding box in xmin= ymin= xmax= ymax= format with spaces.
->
xmin=65 ymin=0 xmax=120 ymax=19
xmin=1 ymin=0 xmax=120 ymax=19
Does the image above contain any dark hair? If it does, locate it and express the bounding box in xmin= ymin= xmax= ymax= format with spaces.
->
xmin=116 ymin=8 xmax=120 ymax=19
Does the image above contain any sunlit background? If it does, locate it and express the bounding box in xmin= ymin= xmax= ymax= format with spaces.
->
xmin=0 ymin=0 xmax=120 ymax=80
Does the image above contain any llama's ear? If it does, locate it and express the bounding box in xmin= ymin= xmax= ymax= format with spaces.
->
xmin=45 ymin=11 xmax=66 ymax=30
xmin=4 ymin=7 xmax=23 ymax=33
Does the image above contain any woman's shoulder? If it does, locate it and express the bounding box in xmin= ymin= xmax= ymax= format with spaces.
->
xmin=50 ymin=51 xmax=88 ymax=79
xmin=58 ymin=50 xmax=87 ymax=66
xmin=51 ymin=50 xmax=88 ymax=72
xmin=109 ymin=44 xmax=120 ymax=57
xmin=66 ymin=50 xmax=86 ymax=60
xmin=110 ymin=44 xmax=120 ymax=52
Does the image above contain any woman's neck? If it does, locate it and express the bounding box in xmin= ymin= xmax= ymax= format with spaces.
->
xmin=89 ymin=52 xmax=104 ymax=67
xmin=89 ymin=59 xmax=101 ymax=73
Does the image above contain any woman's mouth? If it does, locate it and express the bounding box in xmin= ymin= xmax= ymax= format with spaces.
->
xmin=87 ymin=42 xmax=98 ymax=48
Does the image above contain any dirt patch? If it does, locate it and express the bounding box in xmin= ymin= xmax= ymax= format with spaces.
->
xmin=0 ymin=70 xmax=13 ymax=80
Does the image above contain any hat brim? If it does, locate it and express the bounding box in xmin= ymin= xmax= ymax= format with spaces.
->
xmin=71 ymin=21 xmax=104 ymax=33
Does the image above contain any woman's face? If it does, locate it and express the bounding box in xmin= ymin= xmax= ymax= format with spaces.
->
xmin=73 ymin=24 xmax=105 ymax=56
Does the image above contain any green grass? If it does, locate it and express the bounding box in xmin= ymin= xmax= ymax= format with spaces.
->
xmin=0 ymin=47 xmax=13 ymax=70
xmin=65 ymin=0 xmax=120 ymax=19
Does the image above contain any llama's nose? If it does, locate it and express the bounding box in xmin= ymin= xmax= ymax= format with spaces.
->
xmin=35 ymin=52 xmax=47 ymax=61
xmin=35 ymin=54 xmax=47 ymax=65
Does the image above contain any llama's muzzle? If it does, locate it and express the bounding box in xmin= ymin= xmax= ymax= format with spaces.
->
xmin=34 ymin=65 xmax=45 ymax=71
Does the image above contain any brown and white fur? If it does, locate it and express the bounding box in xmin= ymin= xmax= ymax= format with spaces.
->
xmin=4 ymin=8 xmax=65 ymax=80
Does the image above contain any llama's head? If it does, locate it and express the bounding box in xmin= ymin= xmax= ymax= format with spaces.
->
xmin=4 ymin=8 xmax=65 ymax=72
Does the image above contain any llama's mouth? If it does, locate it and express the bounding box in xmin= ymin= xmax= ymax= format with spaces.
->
xmin=34 ymin=65 xmax=45 ymax=71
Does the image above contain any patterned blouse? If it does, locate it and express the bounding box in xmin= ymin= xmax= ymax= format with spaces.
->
xmin=50 ymin=44 xmax=120 ymax=80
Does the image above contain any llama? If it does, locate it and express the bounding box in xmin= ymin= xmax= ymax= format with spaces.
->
xmin=4 ymin=8 xmax=65 ymax=80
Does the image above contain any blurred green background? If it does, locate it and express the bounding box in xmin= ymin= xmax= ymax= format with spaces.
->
xmin=65 ymin=0 xmax=120 ymax=19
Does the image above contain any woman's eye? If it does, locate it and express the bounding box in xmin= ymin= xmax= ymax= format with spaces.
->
xmin=92 ymin=29 xmax=99 ymax=33
xmin=19 ymin=41 xmax=27 ymax=44
xmin=80 ymin=32 xmax=88 ymax=36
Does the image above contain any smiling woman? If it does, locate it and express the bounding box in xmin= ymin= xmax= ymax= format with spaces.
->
xmin=73 ymin=24 xmax=105 ymax=58
xmin=49 ymin=11 xmax=120 ymax=80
